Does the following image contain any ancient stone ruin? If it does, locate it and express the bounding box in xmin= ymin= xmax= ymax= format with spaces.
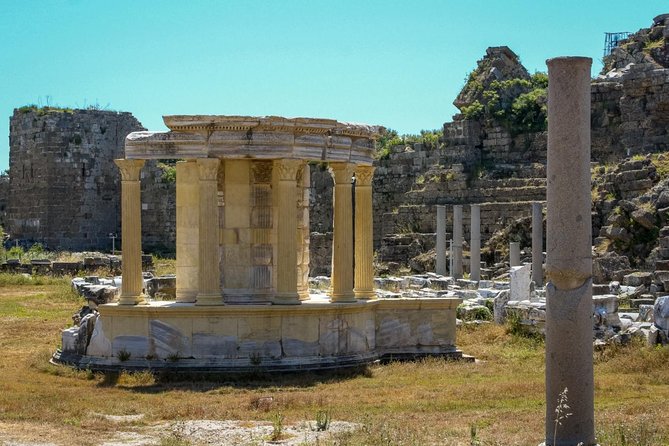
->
xmin=55 ymin=115 xmax=463 ymax=371
xmin=6 ymin=108 xmax=175 ymax=252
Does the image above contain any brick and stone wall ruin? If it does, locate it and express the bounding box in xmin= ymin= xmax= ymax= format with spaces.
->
xmin=6 ymin=108 xmax=175 ymax=252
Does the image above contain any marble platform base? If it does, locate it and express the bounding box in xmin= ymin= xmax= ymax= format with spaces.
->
xmin=54 ymin=296 xmax=463 ymax=372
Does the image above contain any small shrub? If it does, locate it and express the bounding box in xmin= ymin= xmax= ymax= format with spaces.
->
xmin=312 ymin=410 xmax=331 ymax=432
xmin=158 ymin=162 xmax=177 ymax=183
xmin=270 ymin=412 xmax=285 ymax=441
xmin=250 ymin=352 xmax=262 ymax=366
xmin=7 ymin=246 xmax=24 ymax=260
xmin=461 ymin=101 xmax=484 ymax=120
xmin=117 ymin=349 xmax=131 ymax=362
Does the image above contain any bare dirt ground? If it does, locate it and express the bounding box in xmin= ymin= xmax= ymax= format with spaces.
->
xmin=0 ymin=418 xmax=359 ymax=446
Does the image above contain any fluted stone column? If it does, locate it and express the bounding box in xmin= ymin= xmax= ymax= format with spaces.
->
xmin=452 ymin=205 xmax=463 ymax=279
xmin=176 ymin=161 xmax=199 ymax=303
xmin=274 ymin=159 xmax=301 ymax=305
xmin=532 ymin=202 xmax=544 ymax=286
xmin=329 ymin=162 xmax=355 ymax=302
xmin=470 ymin=204 xmax=481 ymax=282
xmin=196 ymin=158 xmax=223 ymax=306
xmin=354 ymin=165 xmax=375 ymax=299
xmin=297 ymin=164 xmax=311 ymax=300
xmin=510 ymin=242 xmax=521 ymax=267
xmin=544 ymin=56 xmax=595 ymax=446
xmin=115 ymin=159 xmax=145 ymax=305
xmin=436 ymin=205 xmax=446 ymax=276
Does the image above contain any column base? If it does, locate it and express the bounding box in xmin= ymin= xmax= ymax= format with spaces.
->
xmin=329 ymin=293 xmax=356 ymax=303
xmin=195 ymin=293 xmax=224 ymax=306
xmin=176 ymin=291 xmax=197 ymax=303
xmin=118 ymin=294 xmax=145 ymax=305
xmin=273 ymin=293 xmax=301 ymax=305
xmin=354 ymin=289 xmax=376 ymax=300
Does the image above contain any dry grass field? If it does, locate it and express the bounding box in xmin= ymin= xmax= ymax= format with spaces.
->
xmin=0 ymin=274 xmax=668 ymax=445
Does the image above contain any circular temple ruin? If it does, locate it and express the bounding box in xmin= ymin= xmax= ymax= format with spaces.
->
xmin=54 ymin=115 xmax=462 ymax=372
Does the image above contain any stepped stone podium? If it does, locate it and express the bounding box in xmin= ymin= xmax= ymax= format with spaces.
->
xmin=55 ymin=115 xmax=462 ymax=371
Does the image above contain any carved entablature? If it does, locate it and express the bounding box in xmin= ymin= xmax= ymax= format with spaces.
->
xmin=124 ymin=115 xmax=383 ymax=164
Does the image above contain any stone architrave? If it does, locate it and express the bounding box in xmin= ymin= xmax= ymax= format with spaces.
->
xmin=195 ymin=158 xmax=224 ymax=306
xmin=176 ymin=160 xmax=199 ymax=303
xmin=544 ymin=56 xmax=595 ymax=446
xmin=354 ymin=165 xmax=376 ymax=299
xmin=329 ymin=162 xmax=356 ymax=302
xmin=532 ymin=202 xmax=544 ymax=286
xmin=510 ymin=242 xmax=521 ymax=267
xmin=274 ymin=159 xmax=302 ymax=305
xmin=452 ymin=205 xmax=463 ymax=279
xmin=436 ymin=205 xmax=447 ymax=276
xmin=470 ymin=204 xmax=481 ymax=282
xmin=115 ymin=159 xmax=145 ymax=305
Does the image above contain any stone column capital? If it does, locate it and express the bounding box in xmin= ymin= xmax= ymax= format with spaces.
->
xmin=115 ymin=159 xmax=145 ymax=181
xmin=328 ymin=162 xmax=355 ymax=185
xmin=197 ymin=158 xmax=220 ymax=181
xmin=274 ymin=159 xmax=302 ymax=181
xmin=355 ymin=165 xmax=375 ymax=186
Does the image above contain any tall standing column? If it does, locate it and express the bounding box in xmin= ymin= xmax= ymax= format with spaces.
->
xmin=436 ymin=205 xmax=446 ymax=276
xmin=509 ymin=242 xmax=521 ymax=267
xmin=115 ymin=159 xmax=145 ymax=305
xmin=195 ymin=158 xmax=223 ymax=306
xmin=544 ymin=56 xmax=595 ymax=446
xmin=532 ymin=202 xmax=544 ymax=286
xmin=274 ymin=159 xmax=301 ymax=305
xmin=452 ymin=205 xmax=463 ymax=279
xmin=354 ymin=165 xmax=376 ymax=299
xmin=176 ymin=160 xmax=199 ymax=303
xmin=329 ymin=162 xmax=355 ymax=303
xmin=470 ymin=204 xmax=481 ymax=282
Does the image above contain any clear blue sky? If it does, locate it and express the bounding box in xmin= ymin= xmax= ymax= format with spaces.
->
xmin=1 ymin=1 xmax=666 ymax=171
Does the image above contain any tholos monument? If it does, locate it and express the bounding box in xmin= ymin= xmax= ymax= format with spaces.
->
xmin=56 ymin=115 xmax=462 ymax=371
xmin=544 ymin=58 xmax=596 ymax=445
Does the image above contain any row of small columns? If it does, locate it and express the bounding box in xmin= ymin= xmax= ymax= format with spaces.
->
xmin=114 ymin=158 xmax=375 ymax=305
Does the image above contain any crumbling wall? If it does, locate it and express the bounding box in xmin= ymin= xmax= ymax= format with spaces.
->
xmin=7 ymin=108 xmax=175 ymax=252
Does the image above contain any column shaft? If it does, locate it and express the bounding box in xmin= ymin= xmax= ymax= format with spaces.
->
xmin=354 ymin=165 xmax=375 ymax=299
xmin=470 ymin=204 xmax=481 ymax=282
xmin=196 ymin=158 xmax=223 ymax=306
xmin=532 ymin=202 xmax=544 ymax=286
xmin=274 ymin=159 xmax=301 ymax=305
xmin=115 ymin=159 xmax=145 ymax=305
xmin=297 ymin=164 xmax=311 ymax=300
xmin=545 ymin=56 xmax=595 ymax=446
xmin=452 ymin=205 xmax=463 ymax=279
xmin=436 ymin=205 xmax=446 ymax=276
xmin=176 ymin=161 xmax=199 ymax=302
xmin=329 ymin=163 xmax=355 ymax=302
xmin=509 ymin=242 xmax=521 ymax=267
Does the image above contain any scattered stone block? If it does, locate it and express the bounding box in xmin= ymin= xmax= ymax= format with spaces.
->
xmin=509 ymin=264 xmax=531 ymax=302
xmin=623 ymin=271 xmax=653 ymax=287
xmin=654 ymin=295 xmax=669 ymax=330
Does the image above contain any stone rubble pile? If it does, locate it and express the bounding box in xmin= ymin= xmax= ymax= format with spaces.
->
xmin=314 ymin=263 xmax=669 ymax=348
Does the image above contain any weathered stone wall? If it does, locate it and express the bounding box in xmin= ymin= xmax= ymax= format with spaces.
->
xmin=140 ymin=161 xmax=176 ymax=254
xmin=7 ymin=108 xmax=175 ymax=252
